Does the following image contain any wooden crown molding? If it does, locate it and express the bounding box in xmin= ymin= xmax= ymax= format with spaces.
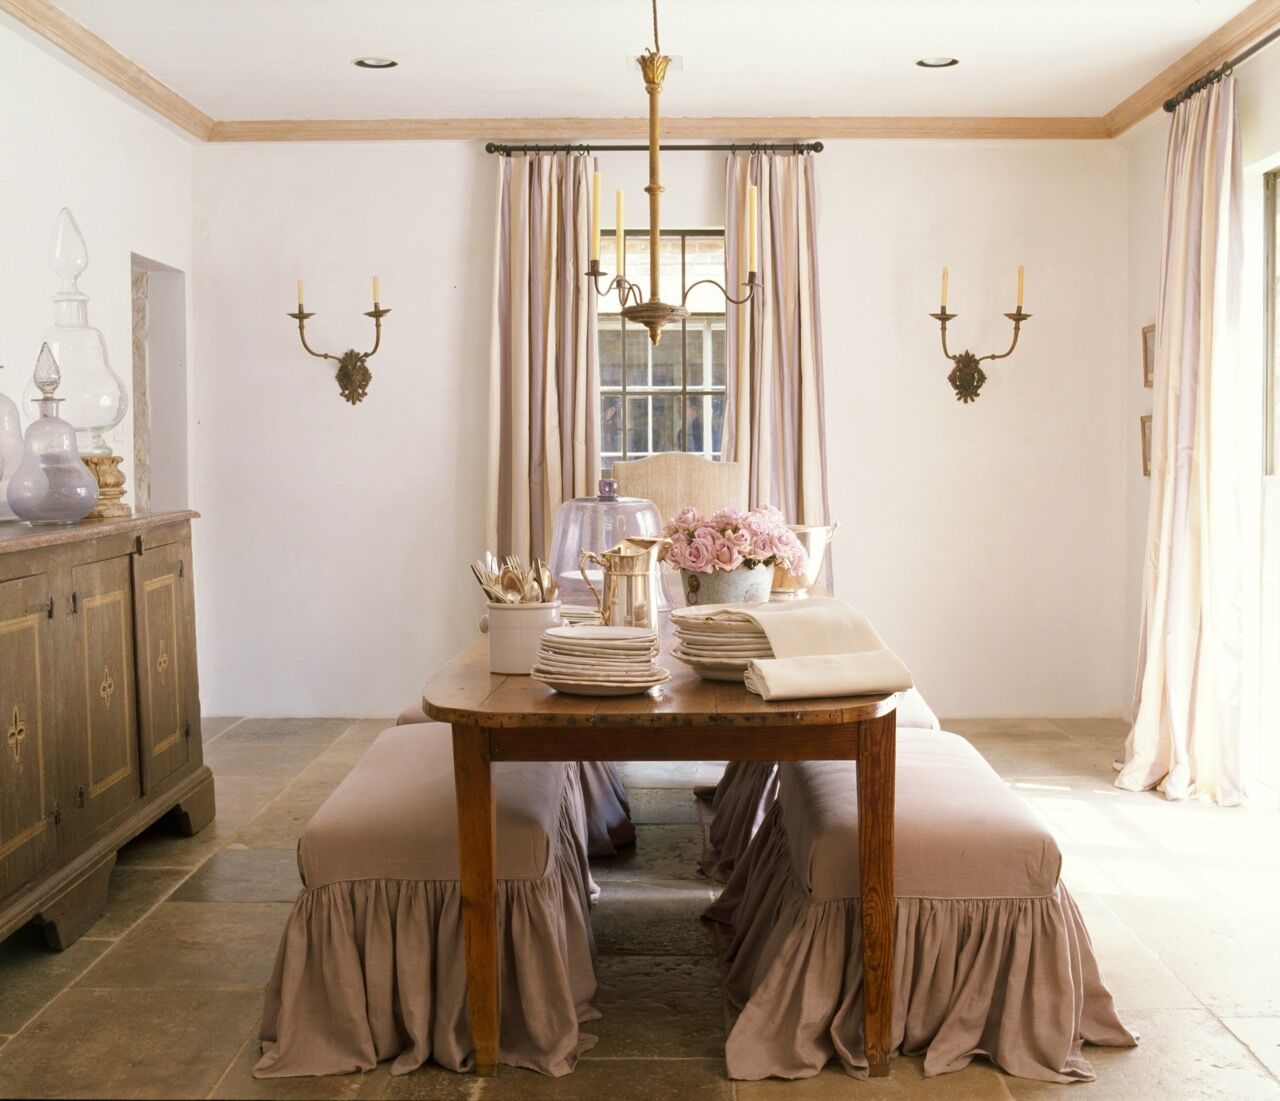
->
xmin=0 ymin=0 xmax=213 ymax=139
xmin=5 ymin=0 xmax=1279 ymax=144
xmin=208 ymin=115 xmax=1110 ymax=142
xmin=1104 ymin=0 xmax=1280 ymax=136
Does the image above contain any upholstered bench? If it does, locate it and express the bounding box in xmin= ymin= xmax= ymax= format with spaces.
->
xmin=700 ymin=687 xmax=943 ymax=882
xmin=399 ymin=688 xmax=636 ymax=858
xmin=710 ymin=729 xmax=1135 ymax=1083
xmin=255 ymin=723 xmax=598 ymax=1080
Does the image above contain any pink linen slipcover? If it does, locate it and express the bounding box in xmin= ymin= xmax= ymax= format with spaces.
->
xmin=255 ymin=723 xmax=598 ymax=1079
xmin=709 ymin=729 xmax=1136 ymax=1082
xmin=399 ymin=691 xmax=635 ymax=858
xmin=699 ymin=686 xmax=942 ymax=882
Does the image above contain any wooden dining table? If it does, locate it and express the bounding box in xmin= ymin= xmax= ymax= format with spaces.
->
xmin=423 ymin=622 xmax=899 ymax=1078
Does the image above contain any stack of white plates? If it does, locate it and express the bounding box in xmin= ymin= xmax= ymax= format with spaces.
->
xmin=532 ymin=625 xmax=669 ymax=696
xmin=560 ymin=604 xmax=604 ymax=626
xmin=670 ymin=605 xmax=774 ymax=682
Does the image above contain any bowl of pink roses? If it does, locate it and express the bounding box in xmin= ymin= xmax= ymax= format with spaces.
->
xmin=663 ymin=505 xmax=808 ymax=606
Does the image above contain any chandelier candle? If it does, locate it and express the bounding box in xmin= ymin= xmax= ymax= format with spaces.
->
xmin=591 ymin=172 xmax=602 ymax=263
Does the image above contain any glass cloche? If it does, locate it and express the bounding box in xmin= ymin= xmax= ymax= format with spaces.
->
xmin=549 ymin=479 xmax=672 ymax=609
xmin=24 ymin=209 xmax=128 ymax=457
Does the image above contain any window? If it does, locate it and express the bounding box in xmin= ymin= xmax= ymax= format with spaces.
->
xmin=1268 ymin=168 xmax=1279 ymax=474
xmin=598 ymin=229 xmax=727 ymax=476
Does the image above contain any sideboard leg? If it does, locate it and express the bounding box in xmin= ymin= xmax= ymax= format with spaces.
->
xmin=174 ymin=769 xmax=217 ymax=836
xmin=34 ymin=852 xmax=116 ymax=951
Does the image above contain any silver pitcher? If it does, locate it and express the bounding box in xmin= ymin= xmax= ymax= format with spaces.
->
xmin=579 ymin=537 xmax=670 ymax=629
xmin=771 ymin=522 xmax=841 ymax=598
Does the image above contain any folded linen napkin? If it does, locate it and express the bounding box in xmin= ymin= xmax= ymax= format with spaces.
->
xmin=743 ymin=650 xmax=913 ymax=701
xmin=738 ymin=597 xmax=885 ymax=659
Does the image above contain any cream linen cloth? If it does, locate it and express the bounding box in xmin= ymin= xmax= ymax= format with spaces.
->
xmin=684 ymin=598 xmax=913 ymax=701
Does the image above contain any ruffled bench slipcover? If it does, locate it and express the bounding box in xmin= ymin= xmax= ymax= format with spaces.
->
xmin=255 ymin=722 xmax=598 ymax=1079
xmin=699 ymin=687 xmax=942 ymax=882
xmin=709 ymin=729 xmax=1135 ymax=1082
xmin=399 ymin=691 xmax=636 ymax=858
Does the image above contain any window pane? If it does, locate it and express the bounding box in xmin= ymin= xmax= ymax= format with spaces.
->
xmin=686 ymin=319 xmax=705 ymax=387
xmin=601 ymin=394 xmax=623 ymax=456
xmin=652 ymin=394 xmax=682 ymax=454
xmin=625 ymin=327 xmax=650 ymax=388
xmin=652 ymin=324 xmax=682 ymax=387
xmin=599 ymin=321 xmax=623 ymax=388
xmin=711 ymin=394 xmax=725 ymax=456
xmin=685 ymin=235 xmax=729 ymax=312
xmin=626 ymin=394 xmax=650 ymax=457
xmin=712 ymin=323 xmax=726 ymax=388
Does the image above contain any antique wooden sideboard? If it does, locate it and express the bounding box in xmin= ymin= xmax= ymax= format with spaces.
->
xmin=0 ymin=511 xmax=213 ymax=949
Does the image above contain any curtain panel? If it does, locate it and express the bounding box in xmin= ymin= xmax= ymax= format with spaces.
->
xmin=1117 ymin=78 xmax=1248 ymax=804
xmin=723 ymin=152 xmax=830 ymax=527
xmin=489 ymin=153 xmax=600 ymax=560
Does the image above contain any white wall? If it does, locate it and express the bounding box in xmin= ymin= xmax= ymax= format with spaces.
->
xmin=193 ymin=138 xmax=1128 ymax=718
xmin=0 ymin=24 xmax=193 ymax=490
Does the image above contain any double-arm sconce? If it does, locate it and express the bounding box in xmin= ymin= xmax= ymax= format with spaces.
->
xmin=288 ymin=278 xmax=389 ymax=405
xmin=929 ymin=266 xmax=1031 ymax=402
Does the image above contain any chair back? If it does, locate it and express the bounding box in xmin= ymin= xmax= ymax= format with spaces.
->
xmin=611 ymin=453 xmax=748 ymax=524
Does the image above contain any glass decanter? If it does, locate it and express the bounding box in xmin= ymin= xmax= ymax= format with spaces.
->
xmin=7 ymin=344 xmax=99 ymax=525
xmin=24 ymin=209 xmax=128 ymax=456
xmin=0 ymin=367 xmax=24 ymax=522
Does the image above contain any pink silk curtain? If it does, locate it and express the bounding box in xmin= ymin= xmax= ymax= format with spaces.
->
xmin=723 ymin=152 xmax=830 ymax=528
xmin=489 ymin=153 xmax=600 ymax=560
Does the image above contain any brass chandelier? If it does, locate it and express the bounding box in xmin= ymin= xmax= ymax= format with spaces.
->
xmin=586 ymin=0 xmax=760 ymax=344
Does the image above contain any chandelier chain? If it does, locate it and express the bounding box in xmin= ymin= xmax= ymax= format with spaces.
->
xmin=651 ymin=0 xmax=660 ymax=54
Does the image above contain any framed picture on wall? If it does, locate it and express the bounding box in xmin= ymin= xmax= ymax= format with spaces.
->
xmin=1141 ymin=324 xmax=1156 ymax=388
xmin=1141 ymin=414 xmax=1153 ymax=477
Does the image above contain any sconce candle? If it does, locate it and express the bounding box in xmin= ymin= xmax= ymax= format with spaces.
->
xmin=941 ymin=266 xmax=949 ymax=310
xmin=1017 ymin=265 xmax=1024 ymax=309
xmin=297 ymin=279 xmax=304 ymax=307
xmin=372 ymin=276 xmax=380 ymax=303
xmin=746 ymin=184 xmax=758 ymax=274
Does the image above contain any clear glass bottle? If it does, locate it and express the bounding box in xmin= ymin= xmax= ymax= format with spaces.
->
xmin=23 ymin=209 xmax=128 ymax=456
xmin=0 ymin=367 xmax=24 ymax=522
xmin=7 ymin=345 xmax=99 ymax=525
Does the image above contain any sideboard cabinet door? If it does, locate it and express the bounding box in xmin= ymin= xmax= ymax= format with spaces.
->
xmin=133 ymin=543 xmax=195 ymax=791
xmin=66 ymin=554 xmax=143 ymax=840
xmin=0 ymin=573 xmax=58 ymax=899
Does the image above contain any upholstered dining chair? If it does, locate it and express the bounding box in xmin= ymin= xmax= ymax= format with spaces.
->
xmin=611 ymin=452 xmax=748 ymax=525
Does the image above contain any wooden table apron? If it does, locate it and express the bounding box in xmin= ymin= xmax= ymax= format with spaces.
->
xmin=424 ymin=634 xmax=898 ymax=1078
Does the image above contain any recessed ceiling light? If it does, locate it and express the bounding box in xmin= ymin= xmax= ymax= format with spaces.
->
xmin=916 ymin=57 xmax=959 ymax=68
xmin=353 ymin=57 xmax=398 ymax=69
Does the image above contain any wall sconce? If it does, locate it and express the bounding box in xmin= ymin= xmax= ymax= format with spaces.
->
xmin=929 ymin=266 xmax=1031 ymax=403
xmin=288 ymin=278 xmax=389 ymax=405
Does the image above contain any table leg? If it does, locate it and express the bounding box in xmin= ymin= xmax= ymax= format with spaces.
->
xmin=857 ymin=709 xmax=897 ymax=1077
xmin=452 ymin=725 xmax=500 ymax=1076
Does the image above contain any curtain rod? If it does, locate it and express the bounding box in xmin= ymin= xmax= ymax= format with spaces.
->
xmin=484 ymin=141 xmax=823 ymax=155
xmin=1163 ymin=25 xmax=1280 ymax=112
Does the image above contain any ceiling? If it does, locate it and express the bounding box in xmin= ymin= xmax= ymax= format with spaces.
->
xmin=51 ymin=0 xmax=1256 ymax=121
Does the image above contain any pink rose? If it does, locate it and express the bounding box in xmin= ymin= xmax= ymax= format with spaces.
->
xmin=665 ymin=537 xmax=688 ymax=569
xmin=681 ymin=536 xmax=714 ymax=573
xmin=726 ymin=527 xmax=752 ymax=553
xmin=710 ymin=506 xmax=744 ymax=529
xmin=712 ymin=536 xmax=744 ymax=571
xmin=671 ymin=506 xmax=701 ymax=530
xmin=693 ymin=525 xmax=720 ymax=546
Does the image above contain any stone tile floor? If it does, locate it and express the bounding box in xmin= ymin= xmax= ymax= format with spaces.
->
xmin=0 ymin=716 xmax=1277 ymax=1099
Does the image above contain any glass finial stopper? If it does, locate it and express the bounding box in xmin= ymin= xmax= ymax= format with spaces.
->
xmin=34 ymin=343 xmax=61 ymax=397
xmin=50 ymin=208 xmax=89 ymax=295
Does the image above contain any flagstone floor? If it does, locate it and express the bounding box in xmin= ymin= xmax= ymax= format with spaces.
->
xmin=0 ymin=716 xmax=1277 ymax=1100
